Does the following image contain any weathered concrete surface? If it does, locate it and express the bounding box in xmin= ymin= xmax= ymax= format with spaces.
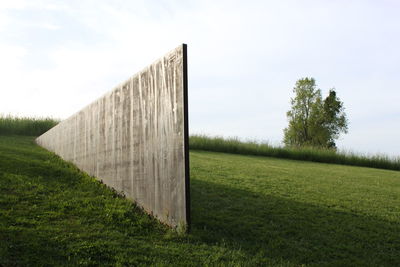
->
xmin=36 ymin=44 xmax=190 ymax=228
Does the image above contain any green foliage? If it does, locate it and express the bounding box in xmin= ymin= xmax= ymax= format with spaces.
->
xmin=283 ymin=78 xmax=322 ymax=147
xmin=189 ymin=135 xmax=400 ymax=171
xmin=283 ymin=78 xmax=348 ymax=148
xmin=322 ymin=89 xmax=348 ymax=148
xmin=1 ymin=135 xmax=399 ymax=266
xmin=0 ymin=115 xmax=59 ymax=136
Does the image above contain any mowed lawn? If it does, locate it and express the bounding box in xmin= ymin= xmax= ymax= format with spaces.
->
xmin=1 ymin=135 xmax=399 ymax=266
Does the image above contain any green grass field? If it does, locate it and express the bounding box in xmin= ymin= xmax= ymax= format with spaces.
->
xmin=190 ymin=135 xmax=400 ymax=171
xmin=1 ymin=135 xmax=399 ymax=266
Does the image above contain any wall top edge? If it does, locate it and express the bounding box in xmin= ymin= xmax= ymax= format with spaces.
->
xmin=37 ymin=43 xmax=187 ymax=140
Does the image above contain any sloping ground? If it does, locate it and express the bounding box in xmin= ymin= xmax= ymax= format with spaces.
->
xmin=1 ymin=135 xmax=399 ymax=266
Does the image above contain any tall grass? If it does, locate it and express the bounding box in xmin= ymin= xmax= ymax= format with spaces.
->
xmin=0 ymin=115 xmax=59 ymax=136
xmin=189 ymin=135 xmax=400 ymax=171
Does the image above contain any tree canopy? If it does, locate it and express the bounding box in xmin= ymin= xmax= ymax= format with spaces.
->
xmin=283 ymin=78 xmax=348 ymax=149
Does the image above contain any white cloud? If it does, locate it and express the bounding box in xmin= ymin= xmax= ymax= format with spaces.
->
xmin=0 ymin=0 xmax=29 ymax=10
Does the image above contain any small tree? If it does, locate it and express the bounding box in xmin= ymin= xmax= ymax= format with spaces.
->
xmin=321 ymin=89 xmax=348 ymax=148
xmin=283 ymin=78 xmax=348 ymax=148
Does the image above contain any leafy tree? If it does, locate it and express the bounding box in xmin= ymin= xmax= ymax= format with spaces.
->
xmin=283 ymin=78 xmax=348 ymax=148
xmin=321 ymin=89 xmax=348 ymax=148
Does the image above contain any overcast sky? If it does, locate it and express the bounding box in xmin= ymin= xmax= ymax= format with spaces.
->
xmin=1 ymin=0 xmax=399 ymax=157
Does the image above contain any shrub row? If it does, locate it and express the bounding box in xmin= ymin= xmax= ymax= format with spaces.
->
xmin=0 ymin=115 xmax=59 ymax=136
xmin=189 ymin=135 xmax=400 ymax=171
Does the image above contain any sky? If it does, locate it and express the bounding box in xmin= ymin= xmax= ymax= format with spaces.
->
xmin=1 ymin=0 xmax=399 ymax=157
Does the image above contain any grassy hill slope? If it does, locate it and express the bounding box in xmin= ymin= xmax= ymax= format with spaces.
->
xmin=1 ymin=135 xmax=399 ymax=266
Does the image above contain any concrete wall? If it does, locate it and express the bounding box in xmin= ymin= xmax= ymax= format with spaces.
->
xmin=36 ymin=44 xmax=190 ymax=229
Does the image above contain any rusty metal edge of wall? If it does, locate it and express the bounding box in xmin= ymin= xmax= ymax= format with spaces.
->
xmin=182 ymin=44 xmax=191 ymax=231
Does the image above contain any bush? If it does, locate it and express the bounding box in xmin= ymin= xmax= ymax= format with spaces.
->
xmin=0 ymin=115 xmax=59 ymax=136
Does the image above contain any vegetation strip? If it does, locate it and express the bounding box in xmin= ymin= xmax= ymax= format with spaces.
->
xmin=190 ymin=135 xmax=400 ymax=171
xmin=0 ymin=115 xmax=59 ymax=136
xmin=3 ymin=116 xmax=398 ymax=171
